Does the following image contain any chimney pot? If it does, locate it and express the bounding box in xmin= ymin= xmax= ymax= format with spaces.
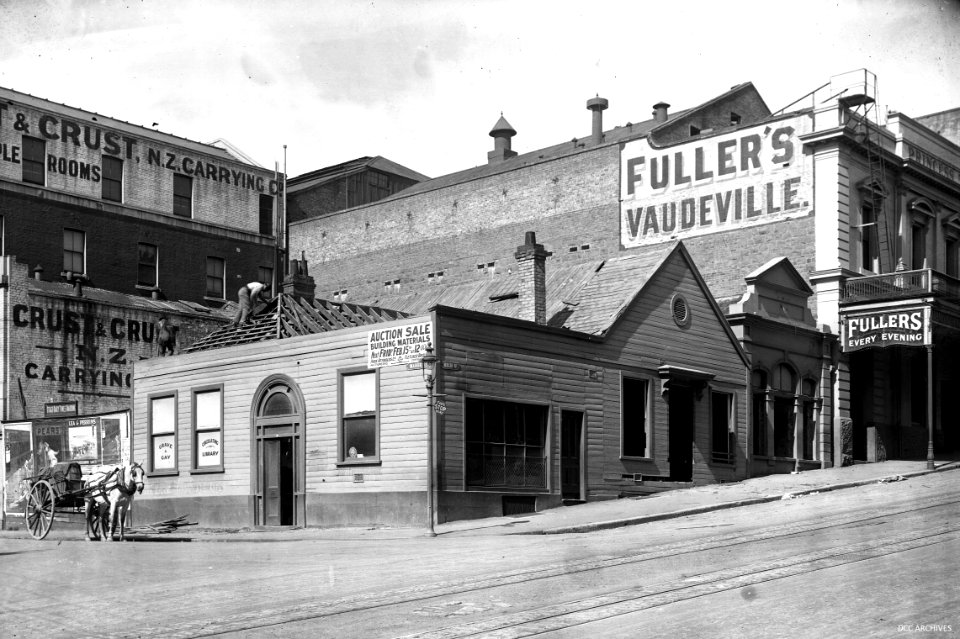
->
xmin=653 ymin=101 xmax=670 ymax=123
xmin=587 ymin=96 xmax=609 ymax=145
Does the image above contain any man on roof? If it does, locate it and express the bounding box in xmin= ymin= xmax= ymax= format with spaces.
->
xmin=232 ymin=281 xmax=271 ymax=326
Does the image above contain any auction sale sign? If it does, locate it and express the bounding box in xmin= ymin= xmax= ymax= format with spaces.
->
xmin=620 ymin=115 xmax=812 ymax=247
xmin=367 ymin=321 xmax=434 ymax=368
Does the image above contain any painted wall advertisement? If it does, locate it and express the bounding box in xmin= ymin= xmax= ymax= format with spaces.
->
xmin=620 ymin=116 xmax=812 ymax=248
xmin=842 ymin=307 xmax=931 ymax=352
xmin=367 ymin=321 xmax=433 ymax=368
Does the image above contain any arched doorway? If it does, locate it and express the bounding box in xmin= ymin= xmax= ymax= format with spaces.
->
xmin=252 ymin=376 xmax=305 ymax=527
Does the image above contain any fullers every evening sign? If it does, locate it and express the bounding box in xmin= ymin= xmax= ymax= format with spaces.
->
xmin=367 ymin=321 xmax=433 ymax=368
xmin=843 ymin=308 xmax=931 ymax=352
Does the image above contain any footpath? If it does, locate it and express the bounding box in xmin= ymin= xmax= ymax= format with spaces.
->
xmin=3 ymin=458 xmax=958 ymax=542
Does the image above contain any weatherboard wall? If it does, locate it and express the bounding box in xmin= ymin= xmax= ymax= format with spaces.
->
xmin=132 ymin=316 xmax=432 ymax=529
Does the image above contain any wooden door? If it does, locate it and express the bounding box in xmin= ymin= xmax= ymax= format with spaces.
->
xmin=669 ymin=386 xmax=694 ymax=482
xmin=560 ymin=410 xmax=584 ymax=500
xmin=262 ymin=436 xmax=293 ymax=526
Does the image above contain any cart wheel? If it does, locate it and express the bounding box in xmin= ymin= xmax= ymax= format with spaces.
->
xmin=25 ymin=480 xmax=55 ymax=540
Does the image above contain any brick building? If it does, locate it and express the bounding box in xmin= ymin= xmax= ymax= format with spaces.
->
xmin=288 ymin=69 xmax=960 ymax=477
xmin=1 ymin=86 xmax=279 ymax=520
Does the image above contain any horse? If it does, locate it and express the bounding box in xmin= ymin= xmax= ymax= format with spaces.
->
xmin=157 ymin=317 xmax=179 ymax=357
xmin=84 ymin=462 xmax=145 ymax=541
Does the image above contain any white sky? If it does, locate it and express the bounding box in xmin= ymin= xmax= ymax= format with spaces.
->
xmin=1 ymin=0 xmax=957 ymax=179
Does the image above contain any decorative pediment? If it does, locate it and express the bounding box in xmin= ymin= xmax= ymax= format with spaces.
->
xmin=728 ymin=257 xmax=816 ymax=327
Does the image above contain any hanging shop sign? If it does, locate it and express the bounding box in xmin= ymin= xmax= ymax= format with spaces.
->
xmin=367 ymin=321 xmax=434 ymax=368
xmin=842 ymin=306 xmax=931 ymax=352
xmin=620 ymin=115 xmax=812 ymax=248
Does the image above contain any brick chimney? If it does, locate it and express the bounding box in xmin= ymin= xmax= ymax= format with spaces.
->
xmin=282 ymin=253 xmax=316 ymax=304
xmin=488 ymin=114 xmax=517 ymax=164
xmin=514 ymin=231 xmax=552 ymax=325
xmin=652 ymin=101 xmax=670 ymax=123
xmin=587 ymin=96 xmax=608 ymax=145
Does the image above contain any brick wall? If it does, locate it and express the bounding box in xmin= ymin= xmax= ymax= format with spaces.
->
xmin=1 ymin=189 xmax=276 ymax=305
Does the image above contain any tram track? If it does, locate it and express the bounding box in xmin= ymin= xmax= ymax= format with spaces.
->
xmin=66 ymin=487 xmax=960 ymax=639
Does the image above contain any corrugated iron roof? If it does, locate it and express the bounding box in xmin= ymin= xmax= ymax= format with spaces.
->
xmin=357 ymin=245 xmax=678 ymax=336
xmin=184 ymin=294 xmax=410 ymax=352
xmin=27 ymin=279 xmax=231 ymax=319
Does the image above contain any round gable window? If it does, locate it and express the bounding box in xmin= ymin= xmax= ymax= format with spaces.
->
xmin=671 ymin=294 xmax=691 ymax=328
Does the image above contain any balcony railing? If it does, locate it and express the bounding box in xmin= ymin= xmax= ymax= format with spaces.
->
xmin=841 ymin=269 xmax=960 ymax=305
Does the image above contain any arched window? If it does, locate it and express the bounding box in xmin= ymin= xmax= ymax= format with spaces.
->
xmin=772 ymin=364 xmax=796 ymax=394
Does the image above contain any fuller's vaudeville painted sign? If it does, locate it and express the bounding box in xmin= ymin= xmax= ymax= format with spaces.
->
xmin=842 ymin=307 xmax=931 ymax=352
xmin=620 ymin=114 xmax=812 ymax=248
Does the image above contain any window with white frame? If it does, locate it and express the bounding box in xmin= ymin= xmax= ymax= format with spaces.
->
xmin=340 ymin=370 xmax=378 ymax=462
xmin=149 ymin=393 xmax=177 ymax=473
xmin=621 ymin=376 xmax=650 ymax=458
xmin=192 ymin=386 xmax=223 ymax=471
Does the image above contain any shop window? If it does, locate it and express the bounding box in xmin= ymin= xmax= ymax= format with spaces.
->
xmin=63 ymin=229 xmax=85 ymax=275
xmin=102 ymin=155 xmax=123 ymax=202
xmin=173 ymin=173 xmax=193 ymax=218
xmin=752 ymin=369 xmax=768 ymax=456
xmin=149 ymin=393 xmax=178 ymax=474
xmin=259 ymin=194 xmax=274 ymax=235
xmin=711 ymin=391 xmax=735 ymax=464
xmin=22 ymin=135 xmax=45 ymax=185
xmin=340 ymin=370 xmax=379 ymax=463
xmin=860 ymin=202 xmax=879 ymax=272
xmin=621 ymin=376 xmax=650 ymax=458
xmin=192 ymin=386 xmax=223 ymax=472
xmin=137 ymin=243 xmax=158 ymax=287
xmin=465 ymin=397 xmax=547 ymax=489
xmin=205 ymin=257 xmax=225 ymax=299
